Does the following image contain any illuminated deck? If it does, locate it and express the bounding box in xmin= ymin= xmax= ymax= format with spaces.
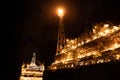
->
xmin=50 ymin=23 xmax=120 ymax=70
xmin=19 ymin=53 xmax=45 ymax=80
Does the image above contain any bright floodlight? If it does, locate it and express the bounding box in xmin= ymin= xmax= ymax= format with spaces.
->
xmin=57 ymin=8 xmax=64 ymax=17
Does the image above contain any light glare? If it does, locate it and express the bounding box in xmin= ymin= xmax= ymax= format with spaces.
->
xmin=57 ymin=8 xmax=64 ymax=17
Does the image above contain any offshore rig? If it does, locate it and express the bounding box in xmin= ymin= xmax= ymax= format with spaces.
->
xmin=50 ymin=8 xmax=120 ymax=70
xmin=19 ymin=52 xmax=45 ymax=80
xmin=19 ymin=8 xmax=120 ymax=79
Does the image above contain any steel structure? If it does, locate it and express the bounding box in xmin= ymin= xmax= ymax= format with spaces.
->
xmin=51 ymin=20 xmax=120 ymax=70
xmin=19 ymin=53 xmax=45 ymax=80
xmin=30 ymin=52 xmax=36 ymax=66
xmin=55 ymin=8 xmax=66 ymax=63
xmin=56 ymin=12 xmax=65 ymax=55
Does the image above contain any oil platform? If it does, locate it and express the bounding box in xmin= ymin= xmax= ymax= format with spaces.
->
xmin=19 ymin=52 xmax=45 ymax=80
xmin=50 ymin=8 xmax=120 ymax=70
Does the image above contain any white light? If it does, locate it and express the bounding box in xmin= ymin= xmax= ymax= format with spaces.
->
xmin=57 ymin=8 xmax=64 ymax=17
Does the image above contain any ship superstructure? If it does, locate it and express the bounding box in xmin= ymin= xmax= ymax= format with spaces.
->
xmin=19 ymin=52 xmax=45 ymax=80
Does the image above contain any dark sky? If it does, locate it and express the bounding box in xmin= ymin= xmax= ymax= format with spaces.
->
xmin=5 ymin=0 xmax=120 ymax=79
xmin=15 ymin=0 xmax=120 ymax=66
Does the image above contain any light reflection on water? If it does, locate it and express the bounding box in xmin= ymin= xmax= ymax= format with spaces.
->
xmin=19 ymin=76 xmax=43 ymax=80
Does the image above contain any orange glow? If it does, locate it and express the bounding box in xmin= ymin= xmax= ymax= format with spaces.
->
xmin=51 ymin=23 xmax=120 ymax=70
xmin=57 ymin=8 xmax=64 ymax=17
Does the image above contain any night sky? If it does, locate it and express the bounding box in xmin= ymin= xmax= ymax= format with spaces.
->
xmin=4 ymin=0 xmax=120 ymax=79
